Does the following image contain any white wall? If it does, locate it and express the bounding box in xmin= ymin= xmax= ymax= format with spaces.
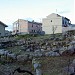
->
xmin=42 ymin=13 xmax=62 ymax=34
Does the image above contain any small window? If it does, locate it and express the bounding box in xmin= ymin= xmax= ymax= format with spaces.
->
xmin=34 ymin=30 xmax=35 ymax=32
xmin=32 ymin=24 xmax=33 ymax=27
xmin=13 ymin=30 xmax=15 ymax=32
xmin=17 ymin=30 xmax=19 ymax=32
xmin=32 ymin=30 xmax=33 ymax=32
xmin=51 ymin=20 xmax=52 ymax=22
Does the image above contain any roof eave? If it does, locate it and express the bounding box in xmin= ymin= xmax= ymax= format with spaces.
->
xmin=0 ymin=21 xmax=8 ymax=27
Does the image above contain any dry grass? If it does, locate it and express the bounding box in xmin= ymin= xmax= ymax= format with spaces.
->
xmin=39 ymin=56 xmax=75 ymax=75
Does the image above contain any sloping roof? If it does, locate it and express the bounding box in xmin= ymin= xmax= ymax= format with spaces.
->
xmin=28 ymin=21 xmax=42 ymax=25
xmin=13 ymin=19 xmax=42 ymax=25
xmin=65 ymin=17 xmax=70 ymax=21
xmin=47 ymin=13 xmax=62 ymax=18
xmin=0 ymin=21 xmax=8 ymax=27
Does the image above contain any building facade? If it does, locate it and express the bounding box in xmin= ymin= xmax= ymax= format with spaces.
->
xmin=0 ymin=21 xmax=7 ymax=36
xmin=42 ymin=13 xmax=71 ymax=34
xmin=5 ymin=30 xmax=12 ymax=36
xmin=12 ymin=19 xmax=42 ymax=35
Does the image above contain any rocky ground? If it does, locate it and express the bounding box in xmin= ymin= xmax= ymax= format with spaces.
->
xmin=0 ymin=56 xmax=75 ymax=75
xmin=0 ymin=34 xmax=75 ymax=75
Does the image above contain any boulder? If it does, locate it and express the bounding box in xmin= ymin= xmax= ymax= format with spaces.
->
xmin=17 ymin=54 xmax=29 ymax=62
xmin=72 ymin=59 xmax=75 ymax=64
xmin=45 ymin=51 xmax=60 ymax=56
xmin=7 ymin=53 xmax=16 ymax=59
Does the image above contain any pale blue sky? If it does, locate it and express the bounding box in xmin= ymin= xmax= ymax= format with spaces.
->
xmin=0 ymin=0 xmax=74 ymax=31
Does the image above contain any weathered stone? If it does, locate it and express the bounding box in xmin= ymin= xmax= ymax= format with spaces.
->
xmin=45 ymin=51 xmax=60 ymax=56
xmin=17 ymin=55 xmax=28 ymax=62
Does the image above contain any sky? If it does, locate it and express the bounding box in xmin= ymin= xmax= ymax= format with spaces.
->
xmin=0 ymin=0 xmax=74 ymax=31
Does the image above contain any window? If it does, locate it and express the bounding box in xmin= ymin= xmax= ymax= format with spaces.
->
xmin=13 ymin=30 xmax=15 ymax=32
xmin=17 ymin=30 xmax=19 ymax=32
xmin=32 ymin=24 xmax=33 ymax=27
xmin=32 ymin=30 xmax=33 ymax=32
xmin=34 ymin=30 xmax=35 ymax=32
xmin=51 ymin=20 xmax=52 ymax=22
xmin=0 ymin=33 xmax=1 ymax=36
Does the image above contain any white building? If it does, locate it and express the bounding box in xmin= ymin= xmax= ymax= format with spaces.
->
xmin=42 ymin=13 xmax=72 ymax=34
xmin=0 ymin=21 xmax=8 ymax=36
xmin=12 ymin=19 xmax=42 ymax=35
